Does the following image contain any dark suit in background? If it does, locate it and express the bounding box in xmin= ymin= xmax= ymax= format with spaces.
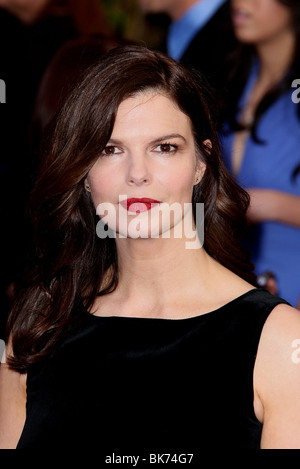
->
xmin=179 ymin=1 xmax=237 ymax=91
xmin=142 ymin=0 xmax=237 ymax=107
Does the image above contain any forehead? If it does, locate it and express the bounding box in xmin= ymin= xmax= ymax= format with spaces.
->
xmin=112 ymin=92 xmax=192 ymax=135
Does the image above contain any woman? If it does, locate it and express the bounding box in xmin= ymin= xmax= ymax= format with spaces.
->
xmin=0 ymin=45 xmax=300 ymax=450
xmin=220 ymin=0 xmax=300 ymax=307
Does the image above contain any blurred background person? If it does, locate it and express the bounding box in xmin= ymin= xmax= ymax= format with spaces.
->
xmin=0 ymin=0 xmax=112 ymax=154
xmin=138 ymin=0 xmax=237 ymax=93
xmin=220 ymin=0 xmax=300 ymax=308
xmin=0 ymin=0 xmax=111 ymax=31
xmin=0 ymin=0 xmax=114 ymax=337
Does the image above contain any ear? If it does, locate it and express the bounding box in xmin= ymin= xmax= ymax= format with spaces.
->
xmin=203 ymin=139 xmax=212 ymax=153
xmin=84 ymin=178 xmax=91 ymax=192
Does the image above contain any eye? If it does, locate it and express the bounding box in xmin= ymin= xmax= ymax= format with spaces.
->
xmin=101 ymin=145 xmax=122 ymax=156
xmin=153 ymin=143 xmax=178 ymax=154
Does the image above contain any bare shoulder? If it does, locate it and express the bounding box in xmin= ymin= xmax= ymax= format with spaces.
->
xmin=254 ymin=303 xmax=300 ymax=448
xmin=256 ymin=302 xmax=300 ymax=360
xmin=0 ymin=339 xmax=27 ymax=449
xmin=254 ymin=302 xmax=300 ymax=385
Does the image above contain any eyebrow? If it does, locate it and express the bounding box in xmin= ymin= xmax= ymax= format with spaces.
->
xmin=107 ymin=133 xmax=187 ymax=145
xmin=149 ymin=134 xmax=187 ymax=145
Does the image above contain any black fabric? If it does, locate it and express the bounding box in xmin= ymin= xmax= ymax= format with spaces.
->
xmin=157 ymin=1 xmax=238 ymax=123
xmin=171 ymin=1 xmax=237 ymax=93
xmin=17 ymin=288 xmax=289 ymax=450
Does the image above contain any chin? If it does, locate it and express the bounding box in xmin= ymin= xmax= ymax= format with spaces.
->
xmin=234 ymin=29 xmax=258 ymax=44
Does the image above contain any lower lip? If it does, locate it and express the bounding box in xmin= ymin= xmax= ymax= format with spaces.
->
xmin=121 ymin=201 xmax=160 ymax=213
xmin=232 ymin=10 xmax=250 ymax=25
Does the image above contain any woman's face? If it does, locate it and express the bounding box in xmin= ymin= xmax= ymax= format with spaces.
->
xmin=231 ymin=0 xmax=293 ymax=45
xmin=86 ymin=91 xmax=205 ymax=240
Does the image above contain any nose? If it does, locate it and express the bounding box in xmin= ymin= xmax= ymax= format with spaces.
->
xmin=127 ymin=154 xmax=151 ymax=186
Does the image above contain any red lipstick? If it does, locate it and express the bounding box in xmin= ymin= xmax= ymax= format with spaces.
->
xmin=120 ymin=197 xmax=161 ymax=213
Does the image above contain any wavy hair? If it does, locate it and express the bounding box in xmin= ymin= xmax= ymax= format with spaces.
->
xmin=6 ymin=44 xmax=256 ymax=372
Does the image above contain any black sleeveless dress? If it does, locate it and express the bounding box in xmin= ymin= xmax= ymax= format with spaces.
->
xmin=17 ymin=288 xmax=288 ymax=450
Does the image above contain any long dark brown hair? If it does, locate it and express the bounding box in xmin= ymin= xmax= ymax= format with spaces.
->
xmin=6 ymin=44 xmax=256 ymax=372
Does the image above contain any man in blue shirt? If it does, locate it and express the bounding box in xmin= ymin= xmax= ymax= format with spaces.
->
xmin=139 ymin=0 xmax=236 ymax=91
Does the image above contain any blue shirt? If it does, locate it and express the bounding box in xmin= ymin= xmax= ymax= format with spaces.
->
xmin=220 ymin=62 xmax=300 ymax=307
xmin=167 ymin=0 xmax=226 ymax=60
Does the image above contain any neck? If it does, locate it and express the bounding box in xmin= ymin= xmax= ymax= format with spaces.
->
xmin=114 ymin=234 xmax=213 ymax=311
xmin=95 ymin=222 xmax=252 ymax=319
xmin=256 ymin=29 xmax=295 ymax=86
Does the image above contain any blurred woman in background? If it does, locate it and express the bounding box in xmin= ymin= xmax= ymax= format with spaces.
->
xmin=220 ymin=0 xmax=300 ymax=307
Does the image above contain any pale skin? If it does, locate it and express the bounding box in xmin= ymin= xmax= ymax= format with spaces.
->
xmin=230 ymin=0 xmax=300 ymax=227
xmin=1 ymin=92 xmax=300 ymax=448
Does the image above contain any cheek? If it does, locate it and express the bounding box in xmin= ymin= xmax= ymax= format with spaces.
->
xmin=88 ymin=176 xmax=112 ymax=207
xmin=87 ymin=164 xmax=122 ymax=206
xmin=256 ymin=3 xmax=291 ymax=35
xmin=157 ymin=165 xmax=195 ymax=198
